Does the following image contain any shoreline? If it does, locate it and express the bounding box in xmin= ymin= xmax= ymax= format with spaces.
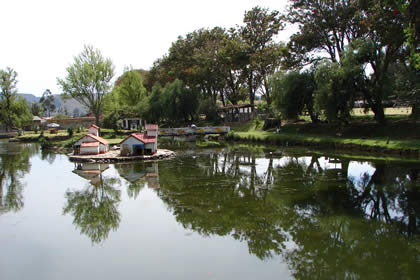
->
xmin=225 ymin=132 xmax=420 ymax=157
xmin=68 ymin=149 xmax=175 ymax=163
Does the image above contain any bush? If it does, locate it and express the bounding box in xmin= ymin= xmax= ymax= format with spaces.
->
xmin=34 ymin=125 xmax=39 ymax=134
xmin=67 ymin=127 xmax=74 ymax=137
xmin=39 ymin=136 xmax=53 ymax=149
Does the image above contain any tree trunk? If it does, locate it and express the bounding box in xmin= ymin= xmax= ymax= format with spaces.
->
xmin=371 ymin=102 xmax=386 ymax=124
xmin=95 ymin=111 xmax=101 ymax=126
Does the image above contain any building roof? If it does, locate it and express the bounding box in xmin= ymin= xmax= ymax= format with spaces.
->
xmin=75 ymin=134 xmax=109 ymax=145
xmin=218 ymin=104 xmax=255 ymax=111
xmin=145 ymin=124 xmax=158 ymax=131
xmin=121 ymin=133 xmax=156 ymax=144
xmin=87 ymin=134 xmax=109 ymax=145
xmin=81 ymin=142 xmax=99 ymax=147
xmin=89 ymin=124 xmax=100 ymax=129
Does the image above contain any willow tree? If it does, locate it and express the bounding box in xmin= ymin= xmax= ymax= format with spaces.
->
xmin=57 ymin=45 xmax=115 ymax=125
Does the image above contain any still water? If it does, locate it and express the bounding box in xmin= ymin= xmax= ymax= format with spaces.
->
xmin=1 ymin=140 xmax=419 ymax=279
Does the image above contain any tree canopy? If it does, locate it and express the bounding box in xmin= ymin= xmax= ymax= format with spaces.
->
xmin=0 ymin=67 xmax=32 ymax=131
xmin=57 ymin=45 xmax=115 ymax=125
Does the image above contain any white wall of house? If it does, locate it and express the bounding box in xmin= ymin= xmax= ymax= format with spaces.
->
xmin=75 ymin=135 xmax=97 ymax=146
xmin=147 ymin=130 xmax=157 ymax=137
xmin=145 ymin=142 xmax=156 ymax=153
xmin=120 ymin=136 xmax=157 ymax=155
xmin=120 ymin=137 xmax=144 ymax=155
xmin=80 ymin=146 xmax=99 ymax=155
xmin=74 ymin=135 xmax=108 ymax=154
xmin=99 ymin=143 xmax=108 ymax=153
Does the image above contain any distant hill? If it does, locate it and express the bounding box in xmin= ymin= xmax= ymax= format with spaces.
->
xmin=18 ymin=93 xmax=88 ymax=117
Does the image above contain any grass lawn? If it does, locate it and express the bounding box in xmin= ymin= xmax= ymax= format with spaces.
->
xmin=229 ymin=117 xmax=420 ymax=152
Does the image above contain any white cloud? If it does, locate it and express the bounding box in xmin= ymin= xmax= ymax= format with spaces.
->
xmin=1 ymin=0 xmax=290 ymax=96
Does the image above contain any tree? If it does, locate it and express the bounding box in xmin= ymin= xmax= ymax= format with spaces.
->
xmin=286 ymin=0 xmax=409 ymax=124
xmin=145 ymin=80 xmax=199 ymax=124
xmin=286 ymin=0 xmax=362 ymax=67
xmin=241 ymin=6 xmax=285 ymax=107
xmin=57 ymin=45 xmax=115 ymax=125
xmin=39 ymin=89 xmax=56 ymax=117
xmin=0 ymin=67 xmax=32 ymax=131
xmin=31 ymin=102 xmax=43 ymax=117
xmin=0 ymin=67 xmax=18 ymax=131
xmin=270 ymin=70 xmax=318 ymax=122
xmin=114 ymin=68 xmax=147 ymax=110
xmin=313 ymin=58 xmax=361 ymax=125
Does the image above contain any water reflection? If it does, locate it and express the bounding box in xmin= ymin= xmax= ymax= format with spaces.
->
xmin=157 ymin=149 xmax=420 ymax=278
xmin=64 ymin=162 xmax=122 ymax=244
xmin=0 ymin=141 xmax=37 ymax=215
xmin=65 ymin=161 xmax=161 ymax=244
xmin=115 ymin=162 xmax=160 ymax=199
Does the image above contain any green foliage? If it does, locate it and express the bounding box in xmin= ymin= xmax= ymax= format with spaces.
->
xmin=198 ymin=97 xmax=220 ymax=123
xmin=0 ymin=67 xmax=32 ymax=131
xmin=271 ymin=70 xmax=317 ymax=122
xmin=314 ymin=60 xmax=360 ymax=125
xmin=67 ymin=127 xmax=74 ymax=137
xmin=38 ymin=135 xmax=53 ymax=150
xmin=114 ymin=68 xmax=147 ymax=108
xmin=31 ymin=102 xmax=43 ymax=117
xmin=39 ymin=89 xmax=55 ymax=117
xmin=241 ymin=6 xmax=285 ymax=106
xmin=57 ymin=45 xmax=115 ymax=125
xmin=146 ymin=80 xmax=199 ymax=125
xmin=102 ymin=109 xmax=120 ymax=132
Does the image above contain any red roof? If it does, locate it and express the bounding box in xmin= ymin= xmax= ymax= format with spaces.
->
xmin=121 ymin=133 xmax=156 ymax=144
xmin=145 ymin=124 xmax=158 ymax=131
xmin=81 ymin=142 xmax=99 ymax=147
xmin=80 ymin=134 xmax=108 ymax=145
xmin=89 ymin=124 xmax=99 ymax=129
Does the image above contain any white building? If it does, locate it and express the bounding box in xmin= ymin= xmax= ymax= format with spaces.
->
xmin=73 ymin=124 xmax=109 ymax=155
xmin=120 ymin=124 xmax=158 ymax=156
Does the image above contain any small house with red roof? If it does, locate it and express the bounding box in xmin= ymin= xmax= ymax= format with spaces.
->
xmin=120 ymin=124 xmax=158 ymax=156
xmin=73 ymin=124 xmax=109 ymax=155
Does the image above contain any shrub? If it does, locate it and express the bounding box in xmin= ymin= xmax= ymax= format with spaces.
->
xmin=67 ymin=127 xmax=74 ymax=137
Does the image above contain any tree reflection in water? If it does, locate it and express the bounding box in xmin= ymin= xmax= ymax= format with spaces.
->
xmin=0 ymin=142 xmax=37 ymax=215
xmin=157 ymin=148 xmax=420 ymax=279
xmin=64 ymin=163 xmax=121 ymax=244
xmin=65 ymin=161 xmax=160 ymax=244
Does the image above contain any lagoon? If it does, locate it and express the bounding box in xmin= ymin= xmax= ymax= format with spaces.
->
xmin=1 ymin=140 xmax=419 ymax=279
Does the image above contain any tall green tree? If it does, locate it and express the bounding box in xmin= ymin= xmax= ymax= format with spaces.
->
xmin=0 ymin=67 xmax=32 ymax=131
xmin=146 ymin=80 xmax=198 ymax=124
xmin=0 ymin=67 xmax=18 ymax=131
xmin=114 ymin=68 xmax=147 ymax=108
xmin=31 ymin=102 xmax=43 ymax=117
xmin=39 ymin=89 xmax=55 ymax=117
xmin=314 ymin=58 xmax=362 ymax=125
xmin=241 ymin=6 xmax=285 ymax=107
xmin=286 ymin=0 xmax=409 ymax=124
xmin=286 ymin=0 xmax=362 ymax=67
xmin=270 ymin=70 xmax=318 ymax=122
xmin=57 ymin=45 xmax=115 ymax=125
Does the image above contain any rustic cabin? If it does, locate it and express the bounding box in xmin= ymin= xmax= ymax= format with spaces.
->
xmin=218 ymin=104 xmax=255 ymax=122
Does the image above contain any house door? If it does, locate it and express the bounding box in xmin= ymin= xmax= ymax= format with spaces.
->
xmin=133 ymin=144 xmax=144 ymax=155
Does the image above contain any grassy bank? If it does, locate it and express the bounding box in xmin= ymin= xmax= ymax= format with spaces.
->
xmin=14 ymin=128 xmax=125 ymax=149
xmin=227 ymin=119 xmax=420 ymax=155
